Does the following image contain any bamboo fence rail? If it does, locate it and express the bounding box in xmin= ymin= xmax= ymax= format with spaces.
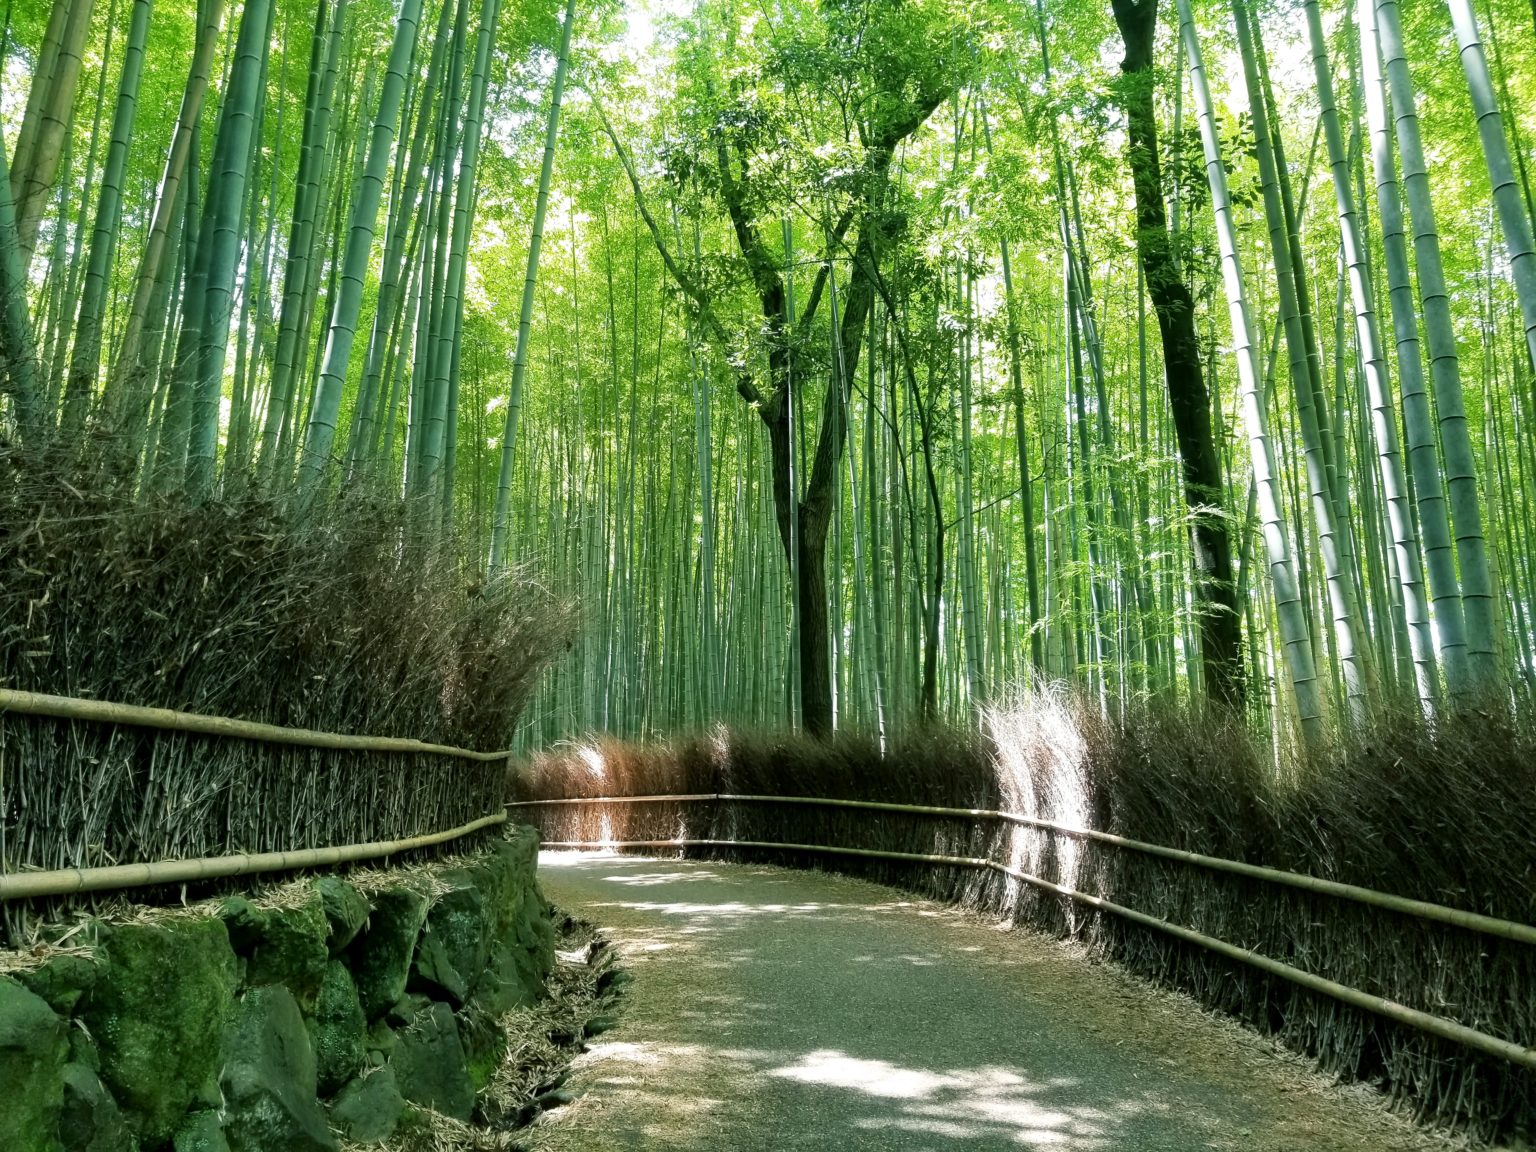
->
xmin=1 ymin=814 xmax=509 ymax=901
xmin=0 ymin=688 xmax=513 ymax=761
xmin=508 ymin=792 xmax=1536 ymax=945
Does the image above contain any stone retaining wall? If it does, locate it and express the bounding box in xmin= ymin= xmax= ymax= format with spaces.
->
xmin=0 ymin=825 xmax=555 ymax=1151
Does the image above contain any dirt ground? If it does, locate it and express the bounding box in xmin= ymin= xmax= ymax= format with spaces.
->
xmin=531 ymin=853 xmax=1474 ymax=1152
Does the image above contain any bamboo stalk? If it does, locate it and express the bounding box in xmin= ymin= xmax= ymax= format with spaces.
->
xmin=0 ymin=688 xmax=511 ymax=762
xmin=541 ymin=834 xmax=1536 ymax=1072
xmin=1 ymin=812 xmax=508 ymax=900
xmin=511 ymin=792 xmax=1536 ymax=946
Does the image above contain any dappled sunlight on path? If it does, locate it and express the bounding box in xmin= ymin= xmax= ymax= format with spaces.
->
xmin=532 ymin=854 xmax=1444 ymax=1152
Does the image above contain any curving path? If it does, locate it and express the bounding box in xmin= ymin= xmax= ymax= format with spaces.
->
xmin=533 ymin=853 xmax=1452 ymax=1152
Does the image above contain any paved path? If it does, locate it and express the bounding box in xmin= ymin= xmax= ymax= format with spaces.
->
xmin=534 ymin=854 xmax=1450 ymax=1152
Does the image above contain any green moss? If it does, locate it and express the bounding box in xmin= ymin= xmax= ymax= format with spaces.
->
xmin=172 ymin=1111 xmax=230 ymax=1152
xmin=245 ymin=898 xmax=330 ymax=1014
xmin=218 ymin=898 xmax=265 ymax=954
xmin=410 ymin=886 xmax=485 ymax=1005
xmin=349 ymin=888 xmax=428 ymax=1021
xmin=312 ymin=878 xmax=369 ymax=953
xmin=391 ymin=1001 xmax=474 ymax=1122
xmin=365 ymin=1017 xmax=397 ymax=1058
xmin=459 ymin=1006 xmax=507 ymax=1092
xmin=330 ymin=1067 xmax=405 ymax=1144
xmin=82 ymin=917 xmax=237 ymax=1145
xmin=310 ymin=961 xmax=366 ymax=1097
xmin=58 ymin=1063 xmax=132 ymax=1152
xmin=219 ymin=986 xmax=336 ymax=1152
xmin=0 ymin=976 xmax=69 ymax=1152
xmin=17 ymin=953 xmax=101 ymax=1016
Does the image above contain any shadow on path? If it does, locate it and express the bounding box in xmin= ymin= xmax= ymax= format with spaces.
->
xmin=534 ymin=854 xmax=1438 ymax=1152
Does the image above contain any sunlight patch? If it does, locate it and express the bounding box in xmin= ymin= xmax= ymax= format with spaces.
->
xmin=769 ymin=1051 xmax=958 ymax=1099
xmin=985 ymin=686 xmax=1093 ymax=906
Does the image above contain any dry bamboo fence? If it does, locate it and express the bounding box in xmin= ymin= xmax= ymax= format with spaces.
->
xmin=510 ymin=780 xmax=1536 ymax=1139
xmin=0 ymin=688 xmax=516 ymax=924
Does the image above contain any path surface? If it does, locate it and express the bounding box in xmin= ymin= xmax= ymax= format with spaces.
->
xmin=533 ymin=854 xmax=1454 ymax=1152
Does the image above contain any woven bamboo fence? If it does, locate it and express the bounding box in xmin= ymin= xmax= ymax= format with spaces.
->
xmin=511 ymin=725 xmax=1536 ymax=1141
xmin=0 ymin=688 xmax=513 ymax=932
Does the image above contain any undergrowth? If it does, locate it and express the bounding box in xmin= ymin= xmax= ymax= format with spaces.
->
xmin=513 ymin=689 xmax=1536 ymax=1143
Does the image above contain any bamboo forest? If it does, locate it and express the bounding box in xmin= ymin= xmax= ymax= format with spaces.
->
xmin=5 ymin=0 xmax=1536 ymax=1142
xmin=3 ymin=0 xmax=1536 ymax=751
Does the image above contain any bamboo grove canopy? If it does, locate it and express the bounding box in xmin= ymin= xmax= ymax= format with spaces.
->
xmin=1 ymin=0 xmax=1535 ymax=749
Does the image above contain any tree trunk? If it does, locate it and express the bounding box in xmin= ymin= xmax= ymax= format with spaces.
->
xmin=1111 ymin=0 xmax=1244 ymax=708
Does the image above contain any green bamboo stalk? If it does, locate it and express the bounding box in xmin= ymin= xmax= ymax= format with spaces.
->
xmin=1358 ymin=0 xmax=1465 ymax=699
xmin=1444 ymin=0 xmax=1536 ymax=377
xmin=1178 ymin=0 xmax=1323 ymax=745
xmin=489 ymin=0 xmax=578 ymax=568
xmin=104 ymin=0 xmax=227 ymax=416
xmin=258 ymin=0 xmax=349 ymax=479
xmin=186 ymin=0 xmax=275 ymax=494
xmin=299 ymin=0 xmax=427 ymax=489
xmin=13 ymin=0 xmax=96 ymax=267
xmin=1376 ymin=0 xmax=1499 ymax=691
xmin=1303 ymin=0 xmax=1435 ymax=707
xmin=61 ymin=0 xmax=151 ymax=434
xmin=0 ymin=130 xmax=42 ymax=441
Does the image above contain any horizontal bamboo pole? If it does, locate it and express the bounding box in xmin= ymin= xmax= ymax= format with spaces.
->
xmin=0 ymin=688 xmax=510 ymax=762
xmin=0 ymin=813 xmax=509 ymax=901
xmin=543 ymin=836 xmax=1536 ymax=1073
xmin=513 ymin=792 xmax=1536 ymax=947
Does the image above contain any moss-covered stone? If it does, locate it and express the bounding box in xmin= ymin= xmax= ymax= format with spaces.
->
xmin=82 ymin=917 xmax=237 ymax=1145
xmin=330 ymin=1067 xmax=405 ymax=1144
xmin=245 ymin=899 xmax=330 ymax=1014
xmin=410 ymin=885 xmax=487 ymax=1006
xmin=512 ymin=882 xmax=556 ymax=989
xmin=349 ymin=889 xmax=427 ymax=1021
xmin=459 ymin=1007 xmax=508 ymax=1092
xmin=386 ymin=991 xmax=432 ymax=1027
xmin=469 ymin=938 xmax=541 ymax=1018
xmin=310 ymin=961 xmax=366 ymax=1097
xmin=365 ymin=1017 xmax=397 ymax=1058
xmin=391 ymin=1001 xmax=474 ymax=1122
xmin=478 ymin=830 xmax=542 ymax=938
xmin=312 ymin=878 xmax=369 ymax=953
xmin=172 ymin=1110 xmax=230 ymax=1152
xmin=0 ymin=976 xmax=69 ymax=1152
xmin=70 ymin=1024 xmax=102 ymax=1072
xmin=0 ymin=831 xmax=554 ymax=1151
xmin=219 ymin=985 xmax=337 ymax=1152
xmin=218 ymin=898 xmax=265 ymax=954
xmin=17 ymin=952 xmax=101 ymax=1015
xmin=58 ymin=1063 xmax=132 ymax=1152
xmin=471 ymin=885 xmax=554 ymax=1018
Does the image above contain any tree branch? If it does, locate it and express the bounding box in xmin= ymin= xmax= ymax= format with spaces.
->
xmin=589 ymin=91 xmax=765 ymax=406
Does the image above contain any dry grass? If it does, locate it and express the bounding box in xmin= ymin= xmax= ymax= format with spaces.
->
xmin=511 ymin=689 xmax=1536 ymax=1143
xmin=0 ymin=449 xmax=570 ymax=938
